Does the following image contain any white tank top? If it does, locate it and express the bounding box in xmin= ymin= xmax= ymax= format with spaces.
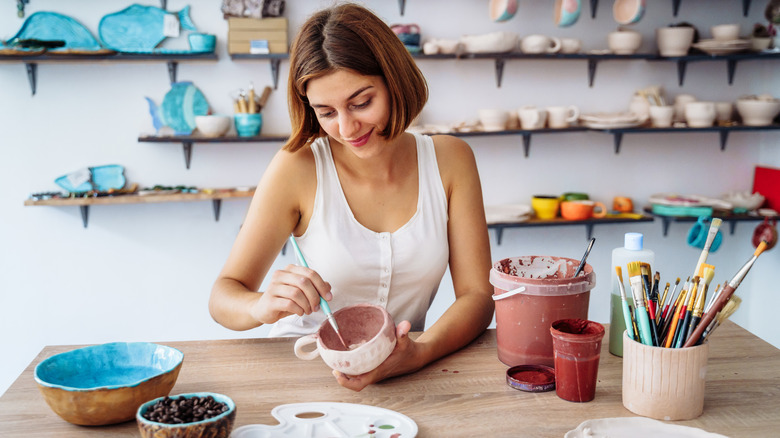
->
xmin=268 ymin=133 xmax=450 ymax=337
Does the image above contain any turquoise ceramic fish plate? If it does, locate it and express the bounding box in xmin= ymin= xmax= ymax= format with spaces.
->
xmin=146 ymin=82 xmax=210 ymax=135
xmin=54 ymin=164 xmax=126 ymax=193
xmin=99 ymin=4 xmax=206 ymax=53
xmin=7 ymin=11 xmax=104 ymax=52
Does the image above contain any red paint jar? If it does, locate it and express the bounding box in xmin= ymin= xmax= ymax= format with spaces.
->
xmin=549 ymin=319 xmax=605 ymax=403
xmin=490 ymin=256 xmax=595 ymax=367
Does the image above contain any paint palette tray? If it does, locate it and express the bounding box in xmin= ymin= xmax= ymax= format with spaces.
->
xmin=231 ymin=402 xmax=417 ymax=438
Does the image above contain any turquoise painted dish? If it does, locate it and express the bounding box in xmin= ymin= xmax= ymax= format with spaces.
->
xmin=34 ymin=342 xmax=184 ymax=426
xmin=99 ymin=4 xmax=198 ymax=53
xmin=651 ymin=204 xmax=714 ymax=217
xmin=7 ymin=11 xmax=103 ymax=52
xmin=54 ymin=164 xmax=126 ymax=193
xmin=137 ymin=392 xmax=236 ymax=437
xmin=146 ymin=81 xmax=210 ymax=135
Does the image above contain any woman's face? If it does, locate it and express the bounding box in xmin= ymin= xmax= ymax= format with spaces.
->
xmin=306 ymin=69 xmax=391 ymax=156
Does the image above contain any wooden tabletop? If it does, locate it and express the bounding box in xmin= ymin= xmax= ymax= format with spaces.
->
xmin=1 ymin=322 xmax=778 ymax=437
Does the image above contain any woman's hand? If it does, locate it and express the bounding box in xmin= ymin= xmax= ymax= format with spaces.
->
xmin=331 ymin=320 xmax=418 ymax=392
xmin=249 ymin=264 xmax=332 ymax=325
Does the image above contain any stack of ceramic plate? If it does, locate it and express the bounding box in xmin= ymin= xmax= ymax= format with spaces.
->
xmin=692 ymin=39 xmax=751 ymax=55
xmin=648 ymin=193 xmax=732 ymax=216
xmin=579 ymin=112 xmax=644 ymax=129
xmin=485 ymin=204 xmax=532 ymax=224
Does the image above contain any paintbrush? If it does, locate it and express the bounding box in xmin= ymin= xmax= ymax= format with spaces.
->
xmin=675 ymin=275 xmax=700 ymax=348
xmin=692 ymin=218 xmax=723 ymax=280
xmin=660 ymin=280 xmax=687 ymax=342
xmin=627 ymin=261 xmax=654 ymax=346
xmin=288 ymin=235 xmax=346 ymax=348
xmin=685 ymin=266 xmax=715 ymax=344
xmin=666 ymin=278 xmax=696 ymax=348
xmin=616 ymin=266 xmax=637 ymax=342
xmin=660 ymin=277 xmax=681 ymax=325
xmin=640 ymin=263 xmax=660 ymax=346
xmin=700 ymin=296 xmax=742 ymax=344
xmin=684 ymin=241 xmax=768 ymax=347
xmin=656 ymin=280 xmax=670 ymax=323
xmin=574 ymin=237 xmax=595 ymax=277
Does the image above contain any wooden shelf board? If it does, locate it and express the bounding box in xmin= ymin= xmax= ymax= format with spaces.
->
xmin=24 ymin=190 xmax=254 ymax=207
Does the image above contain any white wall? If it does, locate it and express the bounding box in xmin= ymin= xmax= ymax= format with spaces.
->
xmin=2 ymin=0 xmax=778 ymax=396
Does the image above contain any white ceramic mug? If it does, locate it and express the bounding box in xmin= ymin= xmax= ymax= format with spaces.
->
xmin=649 ymin=105 xmax=674 ymax=127
xmin=714 ymin=101 xmax=733 ymax=122
xmin=656 ymin=27 xmax=695 ymax=57
xmin=518 ymin=106 xmax=548 ymax=129
xmin=608 ymin=30 xmax=642 ymax=54
xmin=521 ymin=35 xmax=562 ymax=54
xmin=673 ymin=94 xmax=697 ymax=122
xmin=546 ymin=105 xmax=579 ymax=128
xmin=685 ymin=101 xmax=716 ymax=127
xmin=560 ymin=37 xmax=582 ymax=54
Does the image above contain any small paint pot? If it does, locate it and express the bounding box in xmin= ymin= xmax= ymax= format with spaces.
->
xmin=506 ymin=365 xmax=555 ymax=392
xmin=188 ymin=33 xmax=216 ymax=52
xmin=490 ymin=0 xmax=518 ymax=22
xmin=554 ymin=0 xmax=581 ymax=28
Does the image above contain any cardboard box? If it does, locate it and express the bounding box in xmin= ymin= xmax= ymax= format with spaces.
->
xmin=228 ymin=17 xmax=287 ymax=30
xmin=227 ymin=18 xmax=288 ymax=54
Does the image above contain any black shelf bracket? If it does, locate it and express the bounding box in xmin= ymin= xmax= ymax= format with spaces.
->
xmin=25 ymin=62 xmax=37 ymax=95
xmin=270 ymin=58 xmax=281 ymax=89
xmin=587 ymin=58 xmax=597 ymax=87
xmin=167 ymin=61 xmax=178 ymax=84
xmin=212 ymin=199 xmax=221 ymax=221
xmin=743 ymin=0 xmax=752 ymax=16
xmin=660 ymin=216 xmax=672 ymax=236
xmin=672 ymin=0 xmax=682 ymax=16
xmin=676 ymin=60 xmax=687 ymax=86
xmin=493 ymin=225 xmax=505 ymax=245
xmin=720 ymin=130 xmax=729 ymax=151
xmin=590 ymin=0 xmax=598 ymax=18
xmin=398 ymin=0 xmax=406 ymax=15
xmin=613 ymin=132 xmax=623 ymax=154
xmin=585 ymin=224 xmax=595 ymax=240
xmin=182 ymin=141 xmax=193 ymax=169
xmin=494 ymin=58 xmax=505 ymax=88
xmin=522 ymin=133 xmax=531 ymax=158
xmin=727 ymin=59 xmax=738 ymax=85
xmin=79 ymin=205 xmax=89 ymax=228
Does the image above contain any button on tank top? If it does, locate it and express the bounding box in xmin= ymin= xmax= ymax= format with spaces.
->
xmin=268 ymin=133 xmax=449 ymax=337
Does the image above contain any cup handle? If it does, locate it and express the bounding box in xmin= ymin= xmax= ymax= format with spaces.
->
xmin=548 ymin=37 xmax=562 ymax=53
xmin=293 ymin=334 xmax=320 ymax=360
xmin=592 ymin=202 xmax=607 ymax=218
xmin=566 ymin=105 xmax=580 ymax=122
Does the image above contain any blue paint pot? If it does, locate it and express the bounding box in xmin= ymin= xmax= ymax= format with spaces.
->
xmin=234 ymin=113 xmax=262 ymax=137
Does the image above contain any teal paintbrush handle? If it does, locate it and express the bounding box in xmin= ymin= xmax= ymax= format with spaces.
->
xmin=621 ymin=300 xmax=636 ymax=341
xmin=289 ymin=235 xmax=337 ymax=327
xmin=635 ymin=306 xmax=654 ymax=346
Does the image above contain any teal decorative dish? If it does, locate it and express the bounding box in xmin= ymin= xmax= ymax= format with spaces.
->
xmin=146 ymin=82 xmax=210 ymax=135
xmin=54 ymin=164 xmax=126 ymax=193
xmin=99 ymin=4 xmax=201 ymax=54
xmin=7 ymin=11 xmax=104 ymax=52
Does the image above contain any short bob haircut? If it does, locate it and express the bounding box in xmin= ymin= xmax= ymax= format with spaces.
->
xmin=283 ymin=3 xmax=428 ymax=152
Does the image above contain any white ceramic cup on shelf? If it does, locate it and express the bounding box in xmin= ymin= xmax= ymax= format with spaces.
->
xmin=656 ymin=26 xmax=695 ymax=57
xmin=649 ymin=105 xmax=674 ymax=127
xmin=714 ymin=101 xmax=734 ymax=122
xmin=546 ymin=105 xmax=580 ymax=128
xmin=518 ymin=106 xmax=548 ymax=129
xmin=560 ymin=37 xmax=582 ymax=54
xmin=685 ymin=101 xmax=716 ymax=127
xmin=521 ymin=35 xmax=562 ymax=54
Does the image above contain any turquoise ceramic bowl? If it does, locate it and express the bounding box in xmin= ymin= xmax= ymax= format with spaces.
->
xmin=34 ymin=342 xmax=184 ymax=426
xmin=234 ymin=113 xmax=262 ymax=137
xmin=188 ymin=33 xmax=216 ymax=52
xmin=137 ymin=392 xmax=236 ymax=438
xmin=555 ymin=0 xmax=581 ymax=28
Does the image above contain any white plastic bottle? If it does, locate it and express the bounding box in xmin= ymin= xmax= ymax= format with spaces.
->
xmin=609 ymin=232 xmax=655 ymax=357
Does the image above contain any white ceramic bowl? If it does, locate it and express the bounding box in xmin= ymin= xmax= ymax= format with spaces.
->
xmin=460 ymin=32 xmax=519 ymax=53
xmin=195 ymin=115 xmax=232 ymax=137
xmin=736 ymin=98 xmax=780 ymax=126
xmin=721 ymin=191 xmax=765 ymax=211
xmin=478 ymin=109 xmax=510 ymax=131
xmin=710 ymin=24 xmax=740 ymax=41
xmin=656 ymin=27 xmax=695 ymax=57
xmin=608 ymin=30 xmax=642 ymax=54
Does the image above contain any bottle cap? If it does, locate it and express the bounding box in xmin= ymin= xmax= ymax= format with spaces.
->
xmin=625 ymin=232 xmax=644 ymax=251
xmin=506 ymin=365 xmax=556 ymax=392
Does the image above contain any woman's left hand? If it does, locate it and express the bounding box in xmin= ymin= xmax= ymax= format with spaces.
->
xmin=331 ymin=320 xmax=418 ymax=392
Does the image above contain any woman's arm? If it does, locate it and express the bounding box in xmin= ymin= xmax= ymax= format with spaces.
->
xmin=208 ymin=148 xmax=330 ymax=331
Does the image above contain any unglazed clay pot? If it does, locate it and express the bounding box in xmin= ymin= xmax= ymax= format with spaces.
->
xmin=294 ymin=304 xmax=396 ymax=375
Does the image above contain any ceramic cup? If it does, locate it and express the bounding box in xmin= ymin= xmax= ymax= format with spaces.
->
xmin=685 ymin=101 xmax=716 ymax=127
xmin=622 ymin=332 xmax=708 ymax=420
xmin=715 ymin=101 xmax=734 ymax=122
xmin=234 ymin=113 xmax=262 ymax=137
xmin=531 ymin=195 xmax=561 ymax=219
xmin=478 ymin=109 xmax=509 ymax=131
xmin=554 ymin=0 xmax=582 ymax=28
xmin=673 ymin=94 xmax=697 ymax=122
xmin=188 ymin=33 xmax=216 ymax=52
xmin=608 ymin=30 xmax=643 ymax=54
xmin=546 ymin=105 xmax=580 ymax=128
xmin=293 ymin=304 xmax=397 ymax=375
xmin=560 ymin=200 xmax=607 ymax=221
xmin=656 ymin=26 xmax=695 ymax=57
xmin=518 ymin=106 xmax=548 ymax=130
xmin=686 ymin=216 xmax=723 ymax=251
xmin=521 ymin=35 xmax=562 ymax=54
xmin=711 ymin=23 xmax=740 ymax=41
xmin=649 ymin=105 xmax=674 ymax=127
xmin=560 ymin=37 xmax=582 ymax=54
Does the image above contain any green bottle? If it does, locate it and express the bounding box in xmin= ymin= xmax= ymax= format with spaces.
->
xmin=609 ymin=232 xmax=654 ymax=356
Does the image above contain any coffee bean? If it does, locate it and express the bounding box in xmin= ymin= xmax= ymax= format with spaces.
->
xmin=142 ymin=395 xmax=229 ymax=424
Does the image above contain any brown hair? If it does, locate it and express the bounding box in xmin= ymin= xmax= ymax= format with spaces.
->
xmin=283 ymin=3 xmax=428 ymax=152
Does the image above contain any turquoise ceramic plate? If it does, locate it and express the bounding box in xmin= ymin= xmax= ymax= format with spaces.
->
xmin=54 ymin=164 xmax=126 ymax=193
xmin=651 ymin=204 xmax=713 ymax=217
xmin=7 ymin=11 xmax=102 ymax=51
xmin=99 ymin=4 xmax=197 ymax=53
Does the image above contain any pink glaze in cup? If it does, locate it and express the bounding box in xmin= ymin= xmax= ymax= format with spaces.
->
xmin=293 ymin=304 xmax=397 ymax=375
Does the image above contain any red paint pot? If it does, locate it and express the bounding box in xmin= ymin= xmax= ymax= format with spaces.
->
xmin=550 ymin=319 xmax=605 ymax=403
xmin=490 ymin=256 xmax=595 ymax=367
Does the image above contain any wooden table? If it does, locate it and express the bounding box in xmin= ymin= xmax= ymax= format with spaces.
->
xmin=1 ymin=322 xmax=778 ymax=437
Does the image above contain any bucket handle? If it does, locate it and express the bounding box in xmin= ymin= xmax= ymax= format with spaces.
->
xmin=493 ymin=286 xmax=526 ymax=300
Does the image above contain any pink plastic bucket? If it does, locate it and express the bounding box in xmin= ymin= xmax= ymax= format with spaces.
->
xmin=490 ymin=256 xmax=595 ymax=367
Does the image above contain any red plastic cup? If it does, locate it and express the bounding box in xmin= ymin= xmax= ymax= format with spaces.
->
xmin=550 ymin=319 xmax=605 ymax=402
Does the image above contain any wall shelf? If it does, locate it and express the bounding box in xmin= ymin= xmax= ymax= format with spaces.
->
xmin=444 ymin=127 xmax=588 ymax=157
xmin=595 ymin=124 xmax=780 ymax=154
xmin=229 ymin=53 xmax=288 ymax=89
xmin=488 ymin=214 xmax=654 ymax=244
xmin=138 ymin=134 xmax=288 ymax=169
xmin=0 ymin=52 xmax=218 ymax=95
xmin=646 ymin=51 xmax=780 ymax=86
xmin=24 ymin=189 xmax=255 ymax=228
xmin=643 ymin=207 xmax=777 ymax=236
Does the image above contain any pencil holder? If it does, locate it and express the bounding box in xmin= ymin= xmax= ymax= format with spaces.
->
xmin=622 ymin=331 xmax=709 ymax=421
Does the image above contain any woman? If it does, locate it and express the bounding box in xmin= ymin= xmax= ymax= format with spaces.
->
xmin=209 ymin=3 xmax=494 ymax=391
